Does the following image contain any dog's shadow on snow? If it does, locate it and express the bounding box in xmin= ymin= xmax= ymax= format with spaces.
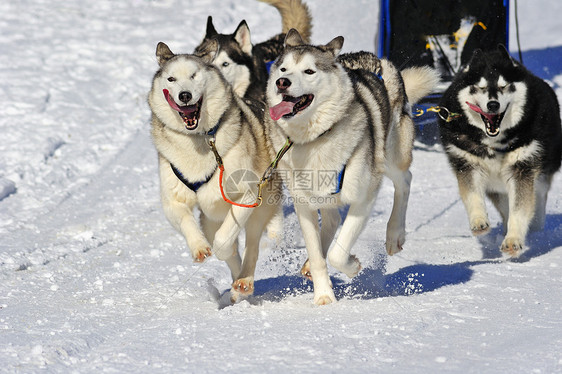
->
xmin=244 ymin=214 xmax=561 ymax=305
xmin=477 ymin=213 xmax=562 ymax=262
xmin=248 ymin=261 xmax=479 ymax=304
xmin=213 ymin=213 xmax=562 ymax=308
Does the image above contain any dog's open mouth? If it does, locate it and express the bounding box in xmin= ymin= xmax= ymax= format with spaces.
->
xmin=163 ymin=89 xmax=202 ymax=130
xmin=465 ymin=101 xmax=506 ymax=137
xmin=269 ymin=94 xmax=314 ymax=121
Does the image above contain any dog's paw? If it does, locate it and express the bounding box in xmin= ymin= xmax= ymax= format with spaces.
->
xmin=314 ymin=292 xmax=336 ymax=306
xmin=192 ymin=247 xmax=212 ymax=263
xmin=386 ymin=229 xmax=406 ymax=255
xmin=386 ymin=238 xmax=404 ymax=256
xmin=231 ymin=277 xmax=254 ymax=296
xmin=300 ymin=259 xmax=313 ymax=281
xmin=500 ymin=237 xmax=524 ymax=257
xmin=328 ymin=252 xmax=362 ymax=278
xmin=470 ymin=217 xmax=490 ymax=236
xmin=345 ymin=255 xmax=362 ymax=278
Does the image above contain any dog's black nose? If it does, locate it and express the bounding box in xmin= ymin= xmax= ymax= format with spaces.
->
xmin=179 ymin=91 xmax=192 ymax=104
xmin=276 ymin=78 xmax=291 ymax=91
xmin=487 ymin=100 xmax=500 ymax=112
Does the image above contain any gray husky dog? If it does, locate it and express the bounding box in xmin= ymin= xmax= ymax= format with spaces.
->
xmin=266 ymin=29 xmax=440 ymax=304
xmin=148 ymin=41 xmax=280 ymax=301
xmin=439 ymin=45 xmax=562 ymax=257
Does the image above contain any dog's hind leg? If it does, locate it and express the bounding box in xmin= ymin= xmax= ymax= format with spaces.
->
xmin=300 ymin=208 xmax=341 ymax=280
xmin=384 ymin=166 xmax=411 ymax=255
xmin=529 ymin=173 xmax=552 ymax=231
xmin=384 ymin=112 xmax=414 ymax=255
xmin=486 ymin=191 xmax=509 ymax=232
xmin=295 ymin=203 xmax=336 ymax=305
xmin=327 ymin=201 xmax=373 ymax=278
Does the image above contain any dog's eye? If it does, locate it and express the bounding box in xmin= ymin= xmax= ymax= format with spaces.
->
xmin=280 ymin=67 xmax=286 ymax=72
xmin=191 ymin=73 xmax=197 ymax=79
xmin=167 ymin=77 xmax=176 ymax=82
xmin=304 ymin=69 xmax=315 ymax=75
xmin=222 ymin=62 xmax=229 ymax=67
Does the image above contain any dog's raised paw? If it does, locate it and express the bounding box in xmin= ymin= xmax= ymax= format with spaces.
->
xmin=329 ymin=253 xmax=362 ymax=278
xmin=193 ymin=247 xmax=212 ymax=263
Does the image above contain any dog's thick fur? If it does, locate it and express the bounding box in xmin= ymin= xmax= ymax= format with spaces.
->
xmin=266 ymin=29 xmax=440 ymax=304
xmin=194 ymin=0 xmax=312 ymax=102
xmin=438 ymin=45 xmax=562 ymax=257
xmin=148 ymin=42 xmax=280 ymax=301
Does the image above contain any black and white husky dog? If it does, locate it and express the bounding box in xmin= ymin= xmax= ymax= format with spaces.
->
xmin=438 ymin=45 xmax=562 ymax=257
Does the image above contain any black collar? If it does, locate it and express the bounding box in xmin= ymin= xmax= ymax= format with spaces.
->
xmin=170 ymin=163 xmax=217 ymax=193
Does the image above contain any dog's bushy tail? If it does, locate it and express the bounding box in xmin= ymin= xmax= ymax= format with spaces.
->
xmin=258 ymin=0 xmax=313 ymax=43
xmin=401 ymin=66 xmax=441 ymax=104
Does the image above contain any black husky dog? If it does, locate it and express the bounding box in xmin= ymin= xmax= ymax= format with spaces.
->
xmin=438 ymin=45 xmax=562 ymax=257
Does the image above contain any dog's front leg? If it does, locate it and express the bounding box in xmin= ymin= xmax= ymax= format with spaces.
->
xmin=230 ymin=210 xmax=271 ymax=302
xmin=159 ymin=164 xmax=212 ymax=262
xmin=212 ymin=206 xmax=253 ymax=279
xmin=295 ymin=203 xmax=335 ymax=305
xmin=327 ymin=202 xmax=369 ymax=278
xmin=300 ymin=208 xmax=340 ymax=281
xmin=456 ymin=169 xmax=490 ymax=235
xmin=501 ymin=168 xmax=537 ymax=257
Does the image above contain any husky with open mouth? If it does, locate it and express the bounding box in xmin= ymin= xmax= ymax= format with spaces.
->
xmin=266 ymin=29 xmax=440 ymax=305
xmin=438 ymin=45 xmax=562 ymax=257
xmin=148 ymin=42 xmax=281 ymax=302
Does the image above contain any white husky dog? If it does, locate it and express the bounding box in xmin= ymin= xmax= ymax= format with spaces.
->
xmin=148 ymin=41 xmax=280 ymax=301
xmin=266 ymin=29 xmax=440 ymax=304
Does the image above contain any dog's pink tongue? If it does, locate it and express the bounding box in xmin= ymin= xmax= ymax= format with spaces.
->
xmin=465 ymin=101 xmax=495 ymax=123
xmin=269 ymin=100 xmax=296 ymax=121
xmin=163 ymin=89 xmax=197 ymax=115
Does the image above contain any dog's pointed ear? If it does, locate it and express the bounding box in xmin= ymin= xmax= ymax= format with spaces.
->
xmin=324 ymin=36 xmax=344 ymax=57
xmin=497 ymin=44 xmax=510 ymax=58
xmin=199 ymin=39 xmax=219 ymax=63
xmin=497 ymin=44 xmax=517 ymax=65
xmin=234 ymin=20 xmax=252 ymax=55
xmin=463 ymin=48 xmax=484 ymax=72
xmin=285 ymin=28 xmax=305 ymax=47
xmin=205 ymin=16 xmax=218 ymax=38
xmin=156 ymin=42 xmax=175 ymax=66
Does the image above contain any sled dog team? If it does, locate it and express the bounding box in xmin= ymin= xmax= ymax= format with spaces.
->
xmin=148 ymin=0 xmax=562 ymax=305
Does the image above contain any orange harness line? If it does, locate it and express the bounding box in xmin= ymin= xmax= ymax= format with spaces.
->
xmin=217 ymin=164 xmax=261 ymax=208
xmin=208 ymin=137 xmax=293 ymax=209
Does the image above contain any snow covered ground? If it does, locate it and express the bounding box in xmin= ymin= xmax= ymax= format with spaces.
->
xmin=1 ymin=0 xmax=561 ymax=372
